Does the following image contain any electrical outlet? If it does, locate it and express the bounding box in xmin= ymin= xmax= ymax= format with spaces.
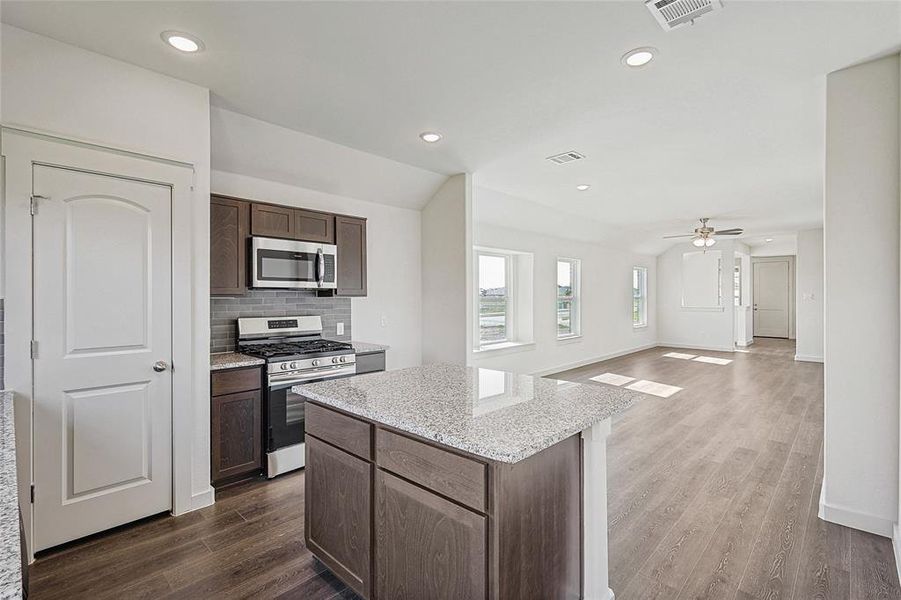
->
xmin=337 ymin=322 xmax=345 ymax=335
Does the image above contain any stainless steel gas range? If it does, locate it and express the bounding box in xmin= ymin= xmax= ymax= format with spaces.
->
xmin=237 ymin=315 xmax=356 ymax=477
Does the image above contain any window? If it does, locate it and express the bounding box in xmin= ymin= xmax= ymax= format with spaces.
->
xmin=632 ymin=266 xmax=648 ymax=327
xmin=474 ymin=248 xmax=534 ymax=351
xmin=477 ymin=252 xmax=511 ymax=345
xmin=733 ymin=258 xmax=742 ymax=306
xmin=557 ymin=258 xmax=581 ymax=338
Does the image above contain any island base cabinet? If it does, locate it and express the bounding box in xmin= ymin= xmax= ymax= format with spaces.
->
xmin=375 ymin=470 xmax=486 ymax=600
xmin=304 ymin=436 xmax=372 ymax=599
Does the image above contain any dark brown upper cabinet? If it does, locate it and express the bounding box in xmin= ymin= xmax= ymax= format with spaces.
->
xmin=295 ymin=209 xmax=335 ymax=244
xmin=251 ymin=203 xmax=296 ymax=238
xmin=210 ymin=195 xmax=249 ymax=296
xmin=336 ymin=215 xmax=367 ymax=296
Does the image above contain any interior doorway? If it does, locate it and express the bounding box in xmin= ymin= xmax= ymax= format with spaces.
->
xmin=752 ymin=256 xmax=795 ymax=339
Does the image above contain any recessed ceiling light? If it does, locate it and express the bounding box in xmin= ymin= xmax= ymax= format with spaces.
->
xmin=765 ymin=238 xmax=774 ymax=242
xmin=419 ymin=132 xmax=443 ymax=143
xmin=622 ymin=47 xmax=656 ymax=68
xmin=576 ymin=184 xmax=591 ymax=191
xmin=161 ymin=31 xmax=204 ymax=53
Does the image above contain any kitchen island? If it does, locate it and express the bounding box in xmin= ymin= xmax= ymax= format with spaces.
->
xmin=295 ymin=364 xmax=641 ymax=600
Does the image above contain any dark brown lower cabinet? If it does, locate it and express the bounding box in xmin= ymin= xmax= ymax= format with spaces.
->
xmin=210 ymin=389 xmax=262 ymax=483
xmin=302 ymin=401 xmax=582 ymax=600
xmin=305 ymin=436 xmax=372 ymax=598
xmin=211 ymin=366 xmax=263 ymax=487
xmin=375 ymin=470 xmax=486 ymax=600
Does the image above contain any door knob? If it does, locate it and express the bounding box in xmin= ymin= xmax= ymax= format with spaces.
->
xmin=153 ymin=361 xmax=169 ymax=372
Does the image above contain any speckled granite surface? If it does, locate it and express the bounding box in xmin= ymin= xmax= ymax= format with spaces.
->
xmin=0 ymin=391 xmax=22 ymax=599
xmin=210 ymin=352 xmax=265 ymax=371
xmin=295 ymin=364 xmax=639 ymax=463
xmin=350 ymin=341 xmax=389 ymax=355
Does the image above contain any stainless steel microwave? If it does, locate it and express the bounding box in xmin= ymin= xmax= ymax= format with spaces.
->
xmin=251 ymin=237 xmax=337 ymax=289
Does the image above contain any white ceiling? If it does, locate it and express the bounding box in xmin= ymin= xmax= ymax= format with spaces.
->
xmin=2 ymin=1 xmax=899 ymax=252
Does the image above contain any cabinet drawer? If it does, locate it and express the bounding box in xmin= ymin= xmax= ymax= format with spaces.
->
xmin=305 ymin=402 xmax=372 ymax=461
xmin=376 ymin=429 xmax=486 ymax=512
xmin=211 ymin=367 xmax=262 ymax=397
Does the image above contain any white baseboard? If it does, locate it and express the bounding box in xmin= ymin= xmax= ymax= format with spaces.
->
xmin=819 ymin=494 xmax=894 ymax=538
xmin=794 ymin=354 xmax=824 ymax=363
xmin=190 ymin=486 xmax=215 ymax=511
xmin=893 ymin=523 xmax=901 ymax=593
xmin=736 ymin=339 xmax=754 ymax=347
xmin=532 ymin=343 xmax=658 ymax=377
xmin=656 ymin=342 xmax=736 ymax=353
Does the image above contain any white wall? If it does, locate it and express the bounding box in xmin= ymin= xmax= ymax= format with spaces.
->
xmin=469 ymin=223 xmax=657 ymax=375
xmin=795 ymin=229 xmax=824 ymax=362
xmin=750 ymin=236 xmax=798 ymax=257
xmin=657 ymin=240 xmax=747 ymax=352
xmin=421 ymin=174 xmax=472 ymax=364
xmin=0 ymin=24 xmax=214 ymax=543
xmin=823 ymin=53 xmax=899 ymax=537
xmin=211 ymin=170 xmax=423 ymax=370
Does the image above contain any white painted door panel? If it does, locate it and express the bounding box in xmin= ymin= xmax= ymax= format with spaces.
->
xmin=753 ymin=260 xmax=790 ymax=338
xmin=32 ymin=164 xmax=172 ymax=551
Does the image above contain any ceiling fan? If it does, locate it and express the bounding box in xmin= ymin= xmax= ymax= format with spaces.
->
xmin=663 ymin=217 xmax=743 ymax=249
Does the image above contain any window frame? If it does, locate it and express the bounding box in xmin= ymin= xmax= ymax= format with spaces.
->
xmin=475 ymin=249 xmax=516 ymax=349
xmin=556 ymin=257 xmax=581 ymax=339
xmin=632 ymin=266 xmax=648 ymax=328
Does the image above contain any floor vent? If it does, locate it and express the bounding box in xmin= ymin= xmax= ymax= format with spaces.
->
xmin=645 ymin=0 xmax=723 ymax=31
xmin=546 ymin=151 xmax=585 ymax=165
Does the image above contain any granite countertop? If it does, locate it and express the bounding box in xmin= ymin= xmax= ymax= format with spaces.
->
xmin=350 ymin=341 xmax=389 ymax=355
xmin=295 ymin=364 xmax=640 ymax=463
xmin=210 ymin=352 xmax=266 ymax=371
xmin=0 ymin=391 xmax=22 ymax=599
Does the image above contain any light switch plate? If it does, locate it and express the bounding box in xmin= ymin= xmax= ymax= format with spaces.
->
xmin=337 ymin=322 xmax=345 ymax=335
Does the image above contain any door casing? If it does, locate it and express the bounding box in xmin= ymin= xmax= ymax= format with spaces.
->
xmin=2 ymin=127 xmax=199 ymax=560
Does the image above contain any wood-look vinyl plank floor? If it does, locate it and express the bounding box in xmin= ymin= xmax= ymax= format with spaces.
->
xmin=27 ymin=338 xmax=900 ymax=599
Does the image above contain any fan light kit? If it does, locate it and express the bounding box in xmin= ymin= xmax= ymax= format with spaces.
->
xmin=664 ymin=217 xmax=743 ymax=252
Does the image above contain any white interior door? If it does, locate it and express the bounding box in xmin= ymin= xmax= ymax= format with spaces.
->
xmin=753 ymin=260 xmax=790 ymax=338
xmin=32 ymin=164 xmax=173 ymax=551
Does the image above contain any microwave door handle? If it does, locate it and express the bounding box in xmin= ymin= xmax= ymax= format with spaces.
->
xmin=317 ymin=248 xmax=324 ymax=286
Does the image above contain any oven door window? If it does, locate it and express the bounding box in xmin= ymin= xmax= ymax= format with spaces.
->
xmin=257 ymin=249 xmax=317 ymax=283
xmin=268 ymin=385 xmax=305 ymax=451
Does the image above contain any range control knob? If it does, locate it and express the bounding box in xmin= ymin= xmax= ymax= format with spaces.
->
xmin=290 ymin=362 xmax=297 ymax=370
xmin=312 ymin=359 xmax=321 ymax=367
xmin=340 ymin=356 xmax=347 ymax=363
xmin=280 ymin=363 xmax=289 ymax=371
xmin=332 ymin=357 xmax=339 ymax=364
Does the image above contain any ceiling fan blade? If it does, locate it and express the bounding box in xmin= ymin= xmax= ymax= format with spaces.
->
xmin=714 ymin=228 xmax=744 ymax=235
xmin=663 ymin=234 xmax=695 ymax=239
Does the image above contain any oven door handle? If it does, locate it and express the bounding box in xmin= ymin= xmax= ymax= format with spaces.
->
xmin=269 ymin=365 xmax=356 ymax=390
xmin=316 ymin=248 xmax=324 ymax=287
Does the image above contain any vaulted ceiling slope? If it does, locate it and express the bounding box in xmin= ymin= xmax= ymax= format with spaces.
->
xmin=2 ymin=1 xmax=899 ymax=235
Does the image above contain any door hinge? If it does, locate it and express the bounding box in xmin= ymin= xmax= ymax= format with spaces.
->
xmin=30 ymin=340 xmax=38 ymax=360
xmin=29 ymin=194 xmax=48 ymax=215
xmin=30 ymin=485 xmax=34 ymax=503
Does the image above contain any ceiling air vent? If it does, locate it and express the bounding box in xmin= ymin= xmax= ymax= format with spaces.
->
xmin=645 ymin=0 xmax=723 ymax=31
xmin=546 ymin=151 xmax=586 ymax=165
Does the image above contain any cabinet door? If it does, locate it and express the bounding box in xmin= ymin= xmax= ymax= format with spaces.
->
xmin=250 ymin=203 xmax=296 ymax=239
xmin=305 ymin=436 xmax=372 ymax=598
xmin=336 ymin=216 xmax=367 ymax=296
xmin=295 ymin=209 xmax=335 ymax=243
xmin=211 ymin=389 xmax=262 ymax=483
xmin=375 ymin=470 xmax=486 ymax=600
xmin=210 ymin=196 xmax=248 ymax=296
